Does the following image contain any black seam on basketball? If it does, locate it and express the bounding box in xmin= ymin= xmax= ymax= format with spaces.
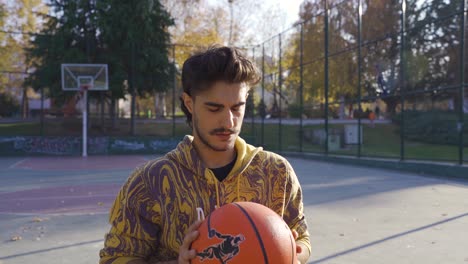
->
xmin=233 ymin=203 xmax=269 ymax=264
xmin=207 ymin=211 xmax=212 ymax=235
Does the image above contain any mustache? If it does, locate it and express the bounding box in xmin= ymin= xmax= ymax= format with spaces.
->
xmin=209 ymin=128 xmax=238 ymax=135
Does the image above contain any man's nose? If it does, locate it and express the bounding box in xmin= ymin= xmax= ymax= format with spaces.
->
xmin=221 ymin=110 xmax=235 ymax=129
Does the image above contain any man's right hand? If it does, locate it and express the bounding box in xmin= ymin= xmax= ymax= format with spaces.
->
xmin=177 ymin=220 xmax=203 ymax=264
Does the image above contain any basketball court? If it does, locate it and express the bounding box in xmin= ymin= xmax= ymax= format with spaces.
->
xmin=0 ymin=155 xmax=467 ymax=264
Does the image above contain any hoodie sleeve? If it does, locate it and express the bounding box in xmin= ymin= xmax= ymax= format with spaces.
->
xmin=100 ymin=166 xmax=162 ymax=263
xmin=282 ymin=159 xmax=311 ymax=255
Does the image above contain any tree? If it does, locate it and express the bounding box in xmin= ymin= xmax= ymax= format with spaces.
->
xmin=0 ymin=91 xmax=20 ymax=117
xmin=27 ymin=0 xmax=174 ymax=131
xmin=359 ymin=0 xmax=401 ymax=114
xmin=0 ymin=0 xmax=46 ymax=118
xmin=282 ymin=0 xmax=411 ymax=115
xmin=0 ymin=2 xmax=8 ymax=92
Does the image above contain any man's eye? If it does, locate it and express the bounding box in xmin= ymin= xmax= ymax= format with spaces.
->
xmin=232 ymin=106 xmax=240 ymax=112
xmin=208 ymin=108 xmax=220 ymax=112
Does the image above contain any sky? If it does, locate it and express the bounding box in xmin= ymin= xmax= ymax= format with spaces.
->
xmin=208 ymin=0 xmax=304 ymax=28
xmin=277 ymin=0 xmax=303 ymax=26
xmin=207 ymin=0 xmax=304 ymax=44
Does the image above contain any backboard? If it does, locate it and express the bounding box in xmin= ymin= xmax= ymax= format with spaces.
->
xmin=61 ymin=64 xmax=108 ymax=91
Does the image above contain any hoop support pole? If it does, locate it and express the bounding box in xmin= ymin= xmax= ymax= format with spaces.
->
xmin=82 ymin=89 xmax=88 ymax=157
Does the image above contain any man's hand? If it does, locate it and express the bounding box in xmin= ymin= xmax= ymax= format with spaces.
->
xmin=292 ymin=230 xmax=310 ymax=264
xmin=178 ymin=220 xmax=203 ymax=264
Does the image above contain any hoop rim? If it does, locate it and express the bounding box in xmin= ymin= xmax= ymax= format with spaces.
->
xmin=80 ymin=84 xmax=92 ymax=90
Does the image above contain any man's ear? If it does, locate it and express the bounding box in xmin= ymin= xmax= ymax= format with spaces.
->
xmin=182 ymin=92 xmax=193 ymax=114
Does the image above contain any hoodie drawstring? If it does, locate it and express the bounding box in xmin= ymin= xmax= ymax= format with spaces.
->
xmin=236 ymin=175 xmax=240 ymax=201
xmin=214 ymin=180 xmax=220 ymax=208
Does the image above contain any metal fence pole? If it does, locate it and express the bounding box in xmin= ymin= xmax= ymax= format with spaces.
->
xmin=357 ymin=0 xmax=363 ymax=157
xmin=278 ymin=33 xmax=283 ymax=152
xmin=459 ymin=0 xmax=467 ymax=164
xmin=324 ymin=0 xmax=330 ymax=154
xmin=299 ymin=22 xmax=304 ymax=152
xmin=130 ymin=41 xmax=136 ymax=136
xmin=399 ymin=0 xmax=407 ymax=161
xmin=252 ymin=46 xmax=256 ymax=141
xmin=172 ymin=44 xmax=176 ymax=138
xmin=261 ymin=43 xmax=265 ymax=147
xmin=40 ymin=86 xmax=44 ymax=137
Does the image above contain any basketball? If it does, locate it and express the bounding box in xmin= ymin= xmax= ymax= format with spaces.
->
xmin=191 ymin=202 xmax=297 ymax=264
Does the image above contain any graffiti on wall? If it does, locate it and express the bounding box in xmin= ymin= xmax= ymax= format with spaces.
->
xmin=0 ymin=136 xmax=180 ymax=155
xmin=13 ymin=137 xmax=80 ymax=155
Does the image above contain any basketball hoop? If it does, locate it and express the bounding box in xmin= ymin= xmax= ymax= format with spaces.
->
xmin=80 ymin=84 xmax=90 ymax=95
xmin=61 ymin=63 xmax=108 ymax=158
xmin=75 ymin=85 xmax=90 ymax=113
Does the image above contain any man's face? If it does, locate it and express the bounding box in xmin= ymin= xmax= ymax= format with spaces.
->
xmin=183 ymin=81 xmax=248 ymax=152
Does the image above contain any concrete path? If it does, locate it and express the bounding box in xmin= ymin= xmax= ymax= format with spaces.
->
xmin=0 ymin=156 xmax=467 ymax=264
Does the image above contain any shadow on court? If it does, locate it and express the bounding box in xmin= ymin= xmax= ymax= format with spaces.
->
xmin=0 ymin=155 xmax=467 ymax=263
xmin=0 ymin=239 xmax=103 ymax=260
xmin=309 ymin=212 xmax=468 ymax=264
xmin=291 ymin=158 xmax=468 ymax=264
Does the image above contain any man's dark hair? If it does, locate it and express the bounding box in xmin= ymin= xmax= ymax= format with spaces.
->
xmin=180 ymin=45 xmax=261 ymax=127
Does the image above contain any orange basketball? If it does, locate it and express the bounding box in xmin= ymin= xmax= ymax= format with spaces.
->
xmin=191 ymin=202 xmax=297 ymax=264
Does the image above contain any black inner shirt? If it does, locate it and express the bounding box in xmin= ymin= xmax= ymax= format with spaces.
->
xmin=210 ymin=155 xmax=237 ymax=182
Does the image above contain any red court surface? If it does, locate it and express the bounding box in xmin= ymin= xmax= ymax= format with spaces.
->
xmin=0 ymin=184 xmax=121 ymax=214
xmin=1 ymin=155 xmax=151 ymax=215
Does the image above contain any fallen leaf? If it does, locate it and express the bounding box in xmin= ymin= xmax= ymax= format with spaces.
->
xmin=10 ymin=235 xmax=22 ymax=241
xmin=32 ymin=217 xmax=44 ymax=222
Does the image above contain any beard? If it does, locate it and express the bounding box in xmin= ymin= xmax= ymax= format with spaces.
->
xmin=193 ymin=116 xmax=239 ymax=152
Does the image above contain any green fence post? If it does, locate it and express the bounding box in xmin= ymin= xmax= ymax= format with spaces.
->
xmin=300 ymin=22 xmax=304 ymax=153
xmin=324 ymin=0 xmax=330 ymax=154
xmin=251 ymin=46 xmax=256 ymax=142
xmin=261 ymin=43 xmax=265 ymax=147
xmin=278 ymin=33 xmax=283 ymax=152
xmin=459 ymin=0 xmax=466 ymax=164
xmin=399 ymin=0 xmax=407 ymax=161
xmin=130 ymin=41 xmax=136 ymax=136
xmin=357 ymin=0 xmax=363 ymax=158
xmin=172 ymin=44 xmax=176 ymax=138
xmin=40 ymin=85 xmax=44 ymax=137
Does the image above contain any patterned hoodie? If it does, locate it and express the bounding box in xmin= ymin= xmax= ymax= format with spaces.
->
xmin=100 ymin=135 xmax=310 ymax=263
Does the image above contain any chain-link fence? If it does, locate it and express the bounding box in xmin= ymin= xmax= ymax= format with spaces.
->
xmin=244 ymin=0 xmax=468 ymax=164
xmin=0 ymin=0 xmax=467 ymax=163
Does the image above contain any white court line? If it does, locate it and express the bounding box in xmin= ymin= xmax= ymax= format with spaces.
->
xmin=9 ymin=158 xmax=28 ymax=169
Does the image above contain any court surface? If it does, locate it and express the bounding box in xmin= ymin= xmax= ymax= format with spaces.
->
xmin=0 ymin=155 xmax=467 ymax=264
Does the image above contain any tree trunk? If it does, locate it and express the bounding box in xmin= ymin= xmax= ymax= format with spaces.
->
xmin=21 ymin=87 xmax=29 ymax=119
xmin=100 ymin=92 xmax=105 ymax=132
xmin=154 ymin=91 xmax=167 ymax=118
xmin=110 ymin=97 xmax=116 ymax=129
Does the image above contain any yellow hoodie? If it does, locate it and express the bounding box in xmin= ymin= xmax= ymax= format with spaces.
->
xmin=100 ymin=135 xmax=310 ymax=263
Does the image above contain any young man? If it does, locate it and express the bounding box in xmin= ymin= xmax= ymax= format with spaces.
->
xmin=100 ymin=46 xmax=311 ymax=264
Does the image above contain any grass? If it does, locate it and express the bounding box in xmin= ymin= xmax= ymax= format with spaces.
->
xmin=242 ymin=122 xmax=468 ymax=163
xmin=1 ymin=118 xmax=467 ymax=163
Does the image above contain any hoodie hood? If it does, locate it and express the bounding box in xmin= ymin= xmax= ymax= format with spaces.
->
xmin=166 ymin=135 xmax=262 ymax=181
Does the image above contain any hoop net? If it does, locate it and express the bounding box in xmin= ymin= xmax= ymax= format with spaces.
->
xmin=75 ymin=85 xmax=92 ymax=112
xmin=79 ymin=84 xmax=91 ymax=95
